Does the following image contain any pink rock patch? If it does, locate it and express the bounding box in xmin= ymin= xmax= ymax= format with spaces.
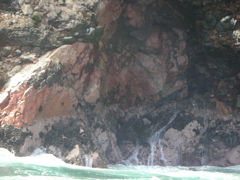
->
xmin=0 ymin=42 xmax=98 ymax=127
xmin=147 ymin=30 xmax=161 ymax=48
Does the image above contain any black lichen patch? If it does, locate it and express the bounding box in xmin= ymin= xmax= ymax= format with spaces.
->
xmin=200 ymin=119 xmax=240 ymax=148
xmin=38 ymin=105 xmax=43 ymax=112
xmin=44 ymin=119 xmax=93 ymax=151
xmin=171 ymin=114 xmax=203 ymax=131
xmin=27 ymin=62 xmax=63 ymax=89
xmin=0 ymin=125 xmax=32 ymax=154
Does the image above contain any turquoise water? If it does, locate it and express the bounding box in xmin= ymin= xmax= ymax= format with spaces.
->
xmin=0 ymin=148 xmax=240 ymax=180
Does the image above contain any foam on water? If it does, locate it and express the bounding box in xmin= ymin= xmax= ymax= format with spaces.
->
xmin=0 ymin=148 xmax=15 ymax=158
xmin=0 ymin=148 xmax=66 ymax=168
xmin=1 ymin=148 xmax=240 ymax=180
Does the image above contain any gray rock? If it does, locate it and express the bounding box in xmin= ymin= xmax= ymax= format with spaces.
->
xmin=32 ymin=47 xmax=41 ymax=55
xmin=60 ymin=11 xmax=70 ymax=21
xmin=216 ymin=16 xmax=237 ymax=32
xmin=47 ymin=11 xmax=58 ymax=21
xmin=14 ymin=49 xmax=22 ymax=56
xmin=233 ymin=30 xmax=240 ymax=45
xmin=65 ymin=144 xmax=81 ymax=161
xmin=73 ymin=32 xmax=79 ymax=37
xmin=1 ymin=47 xmax=12 ymax=57
xmin=18 ymin=0 xmax=24 ymax=6
xmin=226 ymin=146 xmax=240 ymax=165
xmin=65 ymin=0 xmax=73 ymax=5
xmin=58 ymin=0 xmax=65 ymax=5
xmin=21 ymin=4 xmax=33 ymax=15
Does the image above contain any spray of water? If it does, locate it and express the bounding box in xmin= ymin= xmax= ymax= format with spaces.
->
xmin=147 ymin=111 xmax=179 ymax=166
xmin=122 ymin=142 xmax=140 ymax=166
xmin=31 ymin=147 xmax=46 ymax=156
xmin=84 ymin=154 xmax=93 ymax=167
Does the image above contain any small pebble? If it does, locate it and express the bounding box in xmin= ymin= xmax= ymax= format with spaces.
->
xmin=1 ymin=47 xmax=12 ymax=57
xmin=14 ymin=49 xmax=22 ymax=56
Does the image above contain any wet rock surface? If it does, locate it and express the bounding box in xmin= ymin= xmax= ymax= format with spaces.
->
xmin=0 ymin=0 xmax=240 ymax=167
xmin=118 ymin=102 xmax=240 ymax=166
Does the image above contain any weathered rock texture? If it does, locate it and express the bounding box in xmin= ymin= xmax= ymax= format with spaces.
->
xmin=0 ymin=0 xmax=240 ymax=167
xmin=100 ymin=0 xmax=188 ymax=108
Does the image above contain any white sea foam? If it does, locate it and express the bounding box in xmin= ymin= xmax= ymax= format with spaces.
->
xmin=0 ymin=148 xmax=15 ymax=158
xmin=1 ymin=148 xmax=240 ymax=179
xmin=0 ymin=148 xmax=65 ymax=167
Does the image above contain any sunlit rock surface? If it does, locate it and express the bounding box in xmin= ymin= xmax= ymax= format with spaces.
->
xmin=0 ymin=43 xmax=95 ymax=127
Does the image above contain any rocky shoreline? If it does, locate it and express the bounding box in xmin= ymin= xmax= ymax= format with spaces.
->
xmin=1 ymin=0 xmax=240 ymax=167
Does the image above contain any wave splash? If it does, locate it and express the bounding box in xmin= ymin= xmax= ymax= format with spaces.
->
xmin=0 ymin=148 xmax=240 ymax=180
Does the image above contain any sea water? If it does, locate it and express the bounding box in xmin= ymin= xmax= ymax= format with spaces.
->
xmin=0 ymin=148 xmax=240 ymax=180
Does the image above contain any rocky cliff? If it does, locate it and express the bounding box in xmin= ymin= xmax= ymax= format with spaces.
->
xmin=0 ymin=0 xmax=240 ymax=167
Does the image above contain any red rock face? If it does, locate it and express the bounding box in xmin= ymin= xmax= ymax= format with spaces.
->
xmin=0 ymin=43 xmax=101 ymax=127
xmin=0 ymin=0 xmax=189 ymax=126
xmin=98 ymin=0 xmax=124 ymax=27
